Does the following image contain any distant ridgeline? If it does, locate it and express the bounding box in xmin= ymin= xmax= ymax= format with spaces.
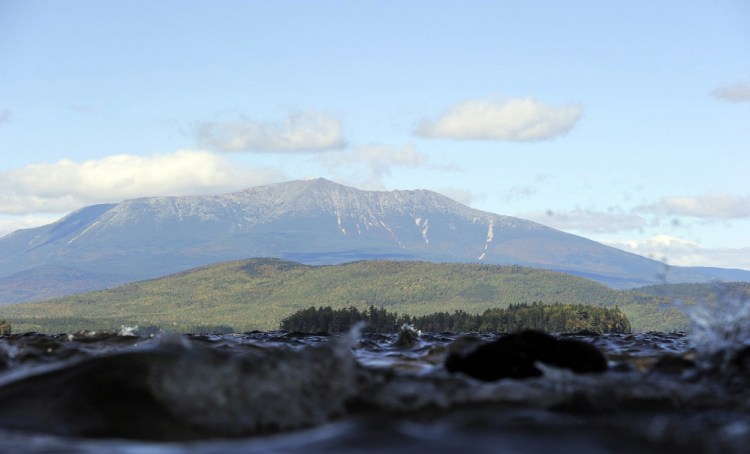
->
xmin=0 ymin=320 xmax=10 ymax=335
xmin=280 ymin=302 xmax=632 ymax=334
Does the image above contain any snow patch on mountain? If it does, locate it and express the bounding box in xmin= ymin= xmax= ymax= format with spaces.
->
xmin=477 ymin=218 xmax=496 ymax=260
xmin=67 ymin=221 xmax=100 ymax=245
xmin=420 ymin=218 xmax=430 ymax=244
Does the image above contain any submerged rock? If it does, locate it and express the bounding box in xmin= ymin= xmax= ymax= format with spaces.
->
xmin=444 ymin=330 xmax=607 ymax=381
xmin=730 ymin=345 xmax=750 ymax=374
xmin=554 ymin=338 xmax=609 ymax=373
xmin=0 ymin=334 xmax=357 ymax=440
xmin=391 ymin=324 xmax=421 ymax=349
xmin=648 ymin=354 xmax=696 ymax=375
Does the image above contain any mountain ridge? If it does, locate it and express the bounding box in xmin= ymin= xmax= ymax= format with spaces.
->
xmin=1 ymin=178 xmax=748 ymax=304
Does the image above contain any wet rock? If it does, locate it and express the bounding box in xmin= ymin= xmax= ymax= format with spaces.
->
xmin=649 ymin=354 xmax=696 ymax=375
xmin=0 ymin=335 xmax=358 ymax=440
xmin=445 ymin=335 xmax=484 ymax=355
xmin=555 ymin=339 xmax=608 ymax=373
xmin=0 ymin=348 xmax=9 ymax=372
xmin=609 ymin=361 xmax=635 ymax=373
xmin=0 ymin=347 xmax=196 ymax=440
xmin=392 ymin=324 xmax=420 ymax=348
xmin=445 ymin=330 xmax=607 ymax=381
xmin=729 ymin=345 xmax=750 ymax=374
xmin=445 ymin=330 xmax=556 ymax=380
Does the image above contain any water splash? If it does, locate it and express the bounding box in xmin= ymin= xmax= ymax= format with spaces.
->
xmin=118 ymin=325 xmax=139 ymax=336
xmin=688 ymin=285 xmax=750 ymax=372
xmin=392 ymin=323 xmax=421 ymax=348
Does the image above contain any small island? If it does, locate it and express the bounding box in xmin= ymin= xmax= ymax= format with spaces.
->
xmin=280 ymin=302 xmax=631 ymax=333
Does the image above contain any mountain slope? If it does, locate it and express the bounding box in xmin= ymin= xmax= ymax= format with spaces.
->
xmin=1 ymin=178 xmax=748 ymax=303
xmin=0 ymin=265 xmax=122 ymax=306
xmin=1 ymin=258 xmax=686 ymax=333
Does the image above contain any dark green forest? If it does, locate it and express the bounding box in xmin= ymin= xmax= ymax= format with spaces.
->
xmin=633 ymin=282 xmax=750 ymax=302
xmin=1 ymin=259 xmax=686 ymax=333
xmin=280 ymin=302 xmax=632 ymax=333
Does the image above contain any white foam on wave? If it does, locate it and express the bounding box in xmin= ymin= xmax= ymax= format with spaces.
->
xmin=118 ymin=325 xmax=139 ymax=337
xmin=688 ymin=290 xmax=750 ymax=371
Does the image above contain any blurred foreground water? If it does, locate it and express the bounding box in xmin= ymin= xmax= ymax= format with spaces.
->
xmin=0 ymin=324 xmax=750 ymax=453
xmin=0 ymin=320 xmax=749 ymax=453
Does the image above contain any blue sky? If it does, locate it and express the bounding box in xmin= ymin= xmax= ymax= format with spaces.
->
xmin=1 ymin=0 xmax=749 ymax=270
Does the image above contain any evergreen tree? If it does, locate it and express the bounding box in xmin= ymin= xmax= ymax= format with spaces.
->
xmin=280 ymin=303 xmax=631 ymax=333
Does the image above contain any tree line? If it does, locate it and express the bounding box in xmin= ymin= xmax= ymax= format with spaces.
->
xmin=279 ymin=302 xmax=631 ymax=334
xmin=0 ymin=320 xmax=10 ymax=335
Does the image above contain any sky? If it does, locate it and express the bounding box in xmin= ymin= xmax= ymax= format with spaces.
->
xmin=1 ymin=0 xmax=749 ymax=270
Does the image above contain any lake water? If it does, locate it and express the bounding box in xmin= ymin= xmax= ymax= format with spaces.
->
xmin=0 ymin=322 xmax=749 ymax=453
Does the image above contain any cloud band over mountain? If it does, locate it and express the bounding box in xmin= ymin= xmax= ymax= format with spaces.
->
xmin=0 ymin=150 xmax=280 ymax=215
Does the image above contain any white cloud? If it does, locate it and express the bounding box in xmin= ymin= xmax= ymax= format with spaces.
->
xmin=524 ymin=208 xmax=648 ymax=234
xmin=438 ymin=188 xmax=475 ymax=206
xmin=317 ymin=144 xmax=456 ymax=189
xmin=416 ymin=97 xmax=582 ymax=141
xmin=711 ymin=82 xmax=750 ymax=103
xmin=500 ymin=186 xmax=537 ymax=202
xmin=317 ymin=145 xmax=422 ymax=189
xmin=640 ymin=194 xmax=750 ymax=219
xmin=0 ymin=150 xmax=283 ymax=214
xmin=196 ymin=111 xmax=345 ymax=152
xmin=500 ymin=175 xmax=555 ymax=202
xmin=343 ymin=145 xmax=428 ymax=177
xmin=604 ymin=235 xmax=750 ymax=270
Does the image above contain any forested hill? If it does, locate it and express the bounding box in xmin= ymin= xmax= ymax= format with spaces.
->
xmin=2 ymin=258 xmax=687 ymax=333
xmin=631 ymin=282 xmax=750 ymax=302
xmin=280 ymin=303 xmax=632 ymax=334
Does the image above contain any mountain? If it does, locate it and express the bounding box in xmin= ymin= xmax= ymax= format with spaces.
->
xmin=0 ymin=265 xmax=122 ymax=306
xmin=1 ymin=178 xmax=748 ymax=303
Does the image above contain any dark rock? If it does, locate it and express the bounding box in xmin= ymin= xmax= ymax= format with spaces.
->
xmin=392 ymin=324 xmax=420 ymax=348
xmin=729 ymin=345 xmax=750 ymax=374
xmin=0 ymin=349 xmax=8 ymax=372
xmin=445 ymin=330 xmax=607 ymax=381
xmin=649 ymin=354 xmax=696 ymax=375
xmin=609 ymin=361 xmax=635 ymax=373
xmin=554 ymin=339 xmax=608 ymax=373
xmin=0 ymin=348 xmax=200 ymax=440
xmin=446 ymin=335 xmax=483 ymax=355
xmin=445 ymin=330 xmax=557 ymax=380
